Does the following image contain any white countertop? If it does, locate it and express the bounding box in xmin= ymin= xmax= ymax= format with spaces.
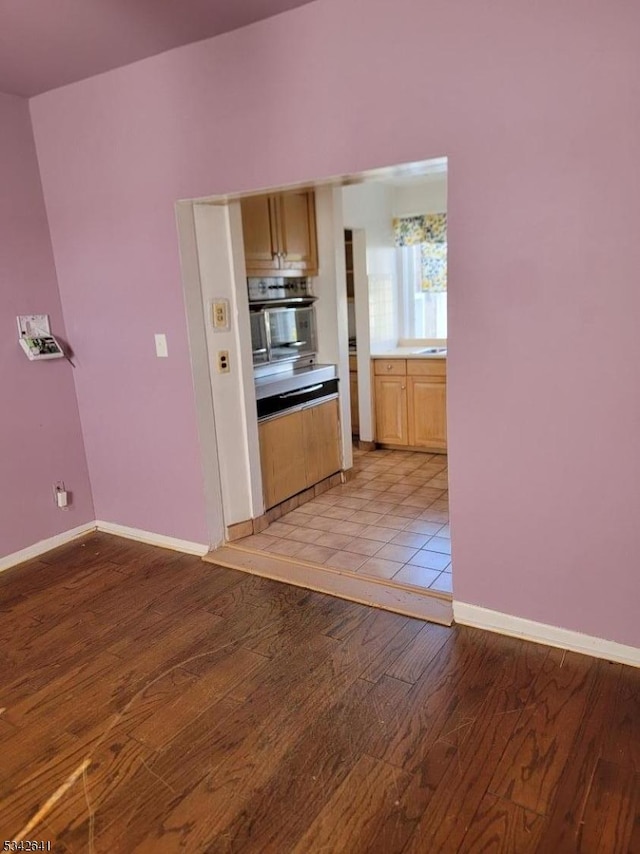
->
xmin=370 ymin=346 xmax=447 ymax=359
xmin=254 ymin=363 xmax=337 ymax=399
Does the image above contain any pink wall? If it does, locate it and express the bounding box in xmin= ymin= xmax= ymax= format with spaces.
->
xmin=0 ymin=92 xmax=94 ymax=557
xmin=29 ymin=0 xmax=640 ymax=645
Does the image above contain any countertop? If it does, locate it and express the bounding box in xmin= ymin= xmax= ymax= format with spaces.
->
xmin=370 ymin=346 xmax=447 ymax=359
xmin=254 ymin=363 xmax=337 ymax=399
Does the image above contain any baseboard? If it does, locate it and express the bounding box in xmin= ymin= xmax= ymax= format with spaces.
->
xmin=0 ymin=522 xmax=97 ymax=573
xmin=95 ymin=520 xmax=209 ymax=556
xmin=454 ymin=601 xmax=640 ymax=668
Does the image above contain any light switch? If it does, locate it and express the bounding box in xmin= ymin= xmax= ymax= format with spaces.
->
xmin=212 ymin=299 xmax=230 ymax=331
xmin=155 ymin=333 xmax=168 ymax=358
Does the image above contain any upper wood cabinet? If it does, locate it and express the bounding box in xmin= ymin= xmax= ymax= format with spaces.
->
xmin=241 ymin=190 xmax=318 ymax=277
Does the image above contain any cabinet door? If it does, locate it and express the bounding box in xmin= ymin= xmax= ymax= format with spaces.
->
xmin=374 ymin=376 xmax=408 ymax=445
xmin=349 ymin=372 xmax=359 ymax=435
xmin=276 ymin=191 xmax=318 ymax=274
xmin=407 ymin=377 xmax=447 ymax=450
xmin=302 ymin=399 xmax=341 ymax=486
xmin=241 ymin=195 xmax=279 ymax=274
xmin=259 ymin=410 xmax=307 ymax=509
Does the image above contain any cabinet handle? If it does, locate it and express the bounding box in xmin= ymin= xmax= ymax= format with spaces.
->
xmin=386 ymin=364 xmax=392 ymax=370
xmin=401 ymin=385 xmax=406 ymax=390
xmin=278 ymin=384 xmax=323 ymax=399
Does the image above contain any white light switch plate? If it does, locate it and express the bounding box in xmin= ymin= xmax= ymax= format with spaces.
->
xmin=211 ymin=299 xmax=230 ymax=331
xmin=155 ymin=333 xmax=168 ymax=358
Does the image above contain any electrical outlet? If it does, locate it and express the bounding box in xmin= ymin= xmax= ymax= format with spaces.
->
xmin=217 ymin=350 xmax=230 ymax=373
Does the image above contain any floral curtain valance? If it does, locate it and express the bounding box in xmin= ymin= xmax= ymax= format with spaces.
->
xmin=393 ymin=213 xmax=447 ymax=293
xmin=392 ymin=213 xmax=447 ymax=246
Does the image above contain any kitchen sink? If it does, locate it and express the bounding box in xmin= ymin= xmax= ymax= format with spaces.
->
xmin=412 ymin=347 xmax=447 ymax=355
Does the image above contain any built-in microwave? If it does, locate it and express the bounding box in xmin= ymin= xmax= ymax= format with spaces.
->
xmin=251 ymin=305 xmax=317 ymax=365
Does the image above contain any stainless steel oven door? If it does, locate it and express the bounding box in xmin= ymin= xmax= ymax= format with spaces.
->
xmin=266 ymin=306 xmax=316 ymax=362
xmin=250 ymin=312 xmax=269 ymax=365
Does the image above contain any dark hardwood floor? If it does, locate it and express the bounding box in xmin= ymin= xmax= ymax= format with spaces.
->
xmin=0 ymin=532 xmax=638 ymax=852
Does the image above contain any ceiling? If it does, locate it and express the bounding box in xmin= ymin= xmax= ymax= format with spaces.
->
xmin=0 ymin=0 xmax=317 ymax=98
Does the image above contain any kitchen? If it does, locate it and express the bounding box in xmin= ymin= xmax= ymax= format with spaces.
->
xmin=179 ymin=158 xmax=450 ymax=622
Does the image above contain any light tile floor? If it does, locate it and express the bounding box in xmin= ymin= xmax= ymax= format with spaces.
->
xmin=237 ymin=447 xmax=452 ymax=595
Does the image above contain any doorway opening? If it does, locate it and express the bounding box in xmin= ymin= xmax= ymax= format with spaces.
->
xmin=177 ymin=156 xmax=450 ymax=621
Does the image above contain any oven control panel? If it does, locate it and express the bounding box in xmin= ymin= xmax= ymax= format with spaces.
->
xmin=248 ymin=277 xmax=312 ymax=302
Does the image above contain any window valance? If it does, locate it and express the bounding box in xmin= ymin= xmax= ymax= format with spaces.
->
xmin=392 ymin=213 xmax=447 ymax=246
xmin=393 ymin=213 xmax=447 ymax=293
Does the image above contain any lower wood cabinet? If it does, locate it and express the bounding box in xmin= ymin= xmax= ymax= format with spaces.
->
xmin=259 ymin=398 xmax=341 ymax=509
xmin=374 ymin=375 xmax=408 ymax=445
xmin=373 ymin=358 xmax=447 ymax=451
xmin=407 ymin=376 xmax=447 ymax=450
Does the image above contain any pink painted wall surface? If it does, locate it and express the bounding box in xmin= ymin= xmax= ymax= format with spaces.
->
xmin=30 ymin=0 xmax=640 ymax=646
xmin=0 ymin=92 xmax=94 ymax=557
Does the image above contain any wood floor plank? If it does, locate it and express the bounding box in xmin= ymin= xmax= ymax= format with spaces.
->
xmin=208 ymin=675 xmax=415 ymax=854
xmin=132 ymin=611 xmax=413 ymax=852
xmin=603 ymin=664 xmax=640 ymax=772
xmin=382 ymin=620 xmax=452 ymax=684
xmin=401 ymin=635 xmax=550 ymax=853
xmin=378 ymin=626 xmax=547 ymax=775
xmin=61 ymin=697 xmax=242 ymax=854
xmin=129 ymin=648 xmax=268 ymax=749
xmin=578 ymin=760 xmax=639 ymax=854
xmin=198 ymin=679 xmax=380 ymax=854
xmin=534 ymin=658 xmax=622 ymax=852
xmin=359 ymin=617 xmax=426 ymax=683
xmin=0 ymin=533 xmax=637 ymax=853
xmin=459 ymin=793 xmax=544 ymax=853
xmin=489 ymin=647 xmax=598 ymax=815
xmin=291 ymin=754 xmax=413 ymax=854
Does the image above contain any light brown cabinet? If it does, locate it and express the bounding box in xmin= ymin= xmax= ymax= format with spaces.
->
xmin=374 ymin=374 xmax=408 ymax=445
xmin=241 ymin=190 xmax=318 ymax=277
xmin=259 ymin=398 xmax=341 ymax=509
xmin=373 ymin=358 xmax=447 ymax=451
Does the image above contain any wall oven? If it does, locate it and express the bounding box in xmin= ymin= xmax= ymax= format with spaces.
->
xmin=249 ymin=277 xmax=317 ymax=367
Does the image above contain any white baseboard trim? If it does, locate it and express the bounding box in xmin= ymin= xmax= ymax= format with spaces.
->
xmin=454 ymin=601 xmax=640 ymax=668
xmin=0 ymin=522 xmax=98 ymax=574
xmin=95 ymin=520 xmax=209 ymax=556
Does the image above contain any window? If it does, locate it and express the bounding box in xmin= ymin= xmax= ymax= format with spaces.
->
xmin=399 ymin=244 xmax=447 ymax=339
xmin=393 ymin=214 xmax=447 ymax=340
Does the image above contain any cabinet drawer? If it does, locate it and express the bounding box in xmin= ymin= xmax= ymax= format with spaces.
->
xmin=407 ymin=358 xmax=446 ymax=378
xmin=373 ymin=359 xmax=406 ymax=376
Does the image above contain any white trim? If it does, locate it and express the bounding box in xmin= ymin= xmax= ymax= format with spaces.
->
xmin=454 ymin=601 xmax=640 ymax=668
xmin=0 ymin=522 xmax=97 ymax=573
xmin=95 ymin=520 xmax=209 ymax=556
